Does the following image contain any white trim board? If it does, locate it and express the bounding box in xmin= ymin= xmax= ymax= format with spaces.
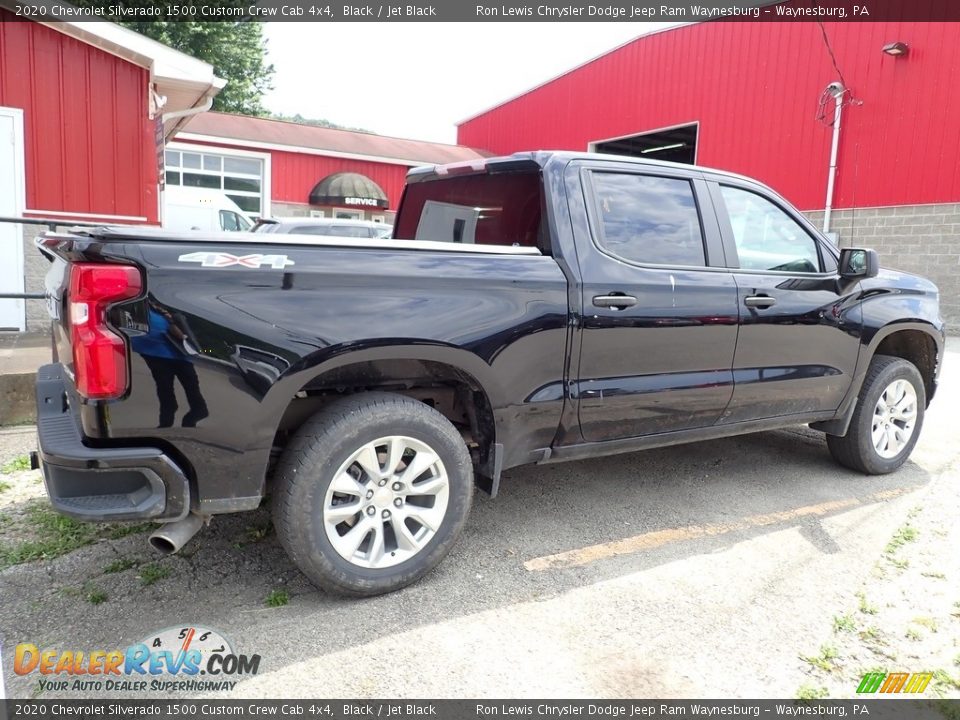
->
xmin=24 ymin=209 xmax=148 ymax=222
xmin=0 ymin=106 xmax=27 ymax=331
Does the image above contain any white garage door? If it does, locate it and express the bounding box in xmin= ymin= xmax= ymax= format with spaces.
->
xmin=0 ymin=107 xmax=26 ymax=331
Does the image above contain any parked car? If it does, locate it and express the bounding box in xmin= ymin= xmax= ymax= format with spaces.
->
xmin=33 ymin=151 xmax=944 ymax=596
xmin=252 ymin=216 xmax=393 ymax=239
xmin=163 ymin=186 xmax=253 ymax=233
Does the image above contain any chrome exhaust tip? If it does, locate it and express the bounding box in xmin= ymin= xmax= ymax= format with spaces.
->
xmin=148 ymin=513 xmax=205 ymax=555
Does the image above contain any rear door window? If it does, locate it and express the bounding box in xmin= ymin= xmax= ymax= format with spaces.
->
xmin=590 ymin=172 xmax=707 ymax=267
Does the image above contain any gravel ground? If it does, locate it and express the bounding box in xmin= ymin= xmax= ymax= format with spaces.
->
xmin=1 ymin=344 xmax=957 ymax=700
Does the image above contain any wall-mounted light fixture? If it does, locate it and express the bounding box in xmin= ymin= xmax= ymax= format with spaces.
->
xmin=882 ymin=42 xmax=909 ymax=57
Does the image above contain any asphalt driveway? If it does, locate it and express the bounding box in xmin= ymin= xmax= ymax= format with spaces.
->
xmin=1 ymin=343 xmax=957 ymax=699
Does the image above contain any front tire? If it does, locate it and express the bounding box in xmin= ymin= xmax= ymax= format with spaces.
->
xmin=272 ymin=392 xmax=474 ymax=596
xmin=827 ymin=355 xmax=925 ymax=475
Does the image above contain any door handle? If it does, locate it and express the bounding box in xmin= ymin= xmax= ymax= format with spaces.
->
xmin=593 ymin=294 xmax=638 ymax=310
xmin=744 ymin=295 xmax=776 ymax=309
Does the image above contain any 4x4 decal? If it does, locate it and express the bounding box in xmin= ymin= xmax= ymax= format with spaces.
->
xmin=177 ymin=252 xmax=294 ymax=269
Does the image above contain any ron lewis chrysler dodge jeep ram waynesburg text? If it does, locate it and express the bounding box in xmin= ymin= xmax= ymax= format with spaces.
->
xmin=32 ymin=152 xmax=945 ymax=596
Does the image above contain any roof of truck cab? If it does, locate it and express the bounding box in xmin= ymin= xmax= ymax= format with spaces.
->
xmin=408 ymin=151 xmax=762 ymax=186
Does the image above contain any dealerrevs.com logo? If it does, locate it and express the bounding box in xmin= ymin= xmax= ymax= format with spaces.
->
xmin=14 ymin=626 xmax=261 ymax=693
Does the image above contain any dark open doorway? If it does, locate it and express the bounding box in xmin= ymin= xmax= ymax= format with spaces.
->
xmin=592 ymin=123 xmax=698 ymax=164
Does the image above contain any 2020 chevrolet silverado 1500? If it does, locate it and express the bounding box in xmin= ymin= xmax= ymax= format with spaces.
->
xmin=34 ymin=152 xmax=944 ymax=596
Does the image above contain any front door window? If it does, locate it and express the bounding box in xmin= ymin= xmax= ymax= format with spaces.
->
xmin=719 ymin=186 xmax=821 ymax=273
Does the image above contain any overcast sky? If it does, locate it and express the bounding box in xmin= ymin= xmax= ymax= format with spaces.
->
xmin=262 ymin=23 xmax=681 ymax=144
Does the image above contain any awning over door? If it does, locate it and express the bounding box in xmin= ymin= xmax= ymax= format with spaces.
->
xmin=309 ymin=172 xmax=389 ymax=209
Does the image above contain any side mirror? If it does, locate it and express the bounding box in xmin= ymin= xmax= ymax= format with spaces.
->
xmin=839 ymin=248 xmax=879 ymax=280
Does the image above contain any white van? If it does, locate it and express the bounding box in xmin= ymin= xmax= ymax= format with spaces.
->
xmin=163 ymin=187 xmax=253 ymax=232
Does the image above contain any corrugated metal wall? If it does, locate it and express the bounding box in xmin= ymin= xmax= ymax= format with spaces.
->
xmin=270 ymin=150 xmax=410 ymax=211
xmin=0 ymin=13 xmax=157 ymax=222
xmin=458 ymin=21 xmax=960 ymax=211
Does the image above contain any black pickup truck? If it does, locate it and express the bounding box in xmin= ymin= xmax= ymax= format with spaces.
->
xmin=34 ymin=152 xmax=944 ymax=596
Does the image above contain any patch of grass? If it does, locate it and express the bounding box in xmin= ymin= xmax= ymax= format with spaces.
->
xmin=108 ymin=522 xmax=156 ymax=540
xmin=138 ymin=563 xmax=170 ymax=587
xmin=0 ymin=503 xmax=159 ymax=570
xmin=0 ymin=480 xmax=10 ymax=493
xmin=0 ymin=505 xmax=101 ymax=569
xmin=912 ymin=616 xmax=938 ymax=632
xmin=857 ymin=591 xmax=878 ymax=615
xmin=921 ymin=571 xmax=946 ymax=579
xmin=796 ymin=685 xmax=829 ymax=700
xmin=265 ymin=589 xmax=289 ymax=608
xmin=885 ymin=524 xmax=919 ymax=554
xmin=60 ymin=581 xmax=108 ymax=605
xmin=103 ymin=558 xmax=139 ymax=574
xmin=905 ymin=628 xmax=922 ymax=641
xmin=833 ymin=613 xmax=857 ymax=633
xmin=0 ymin=455 xmax=30 ymax=474
xmin=801 ymin=645 xmax=839 ymax=672
xmin=84 ymin=585 xmax=107 ymax=605
xmin=235 ymin=521 xmax=273 ymax=548
xmin=859 ymin=626 xmax=884 ymax=644
xmin=932 ymin=669 xmax=960 ymax=695
xmin=888 ymin=557 xmax=910 ymax=570
xmin=246 ymin=522 xmax=272 ymax=543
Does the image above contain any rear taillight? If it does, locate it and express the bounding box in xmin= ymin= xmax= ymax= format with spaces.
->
xmin=68 ymin=263 xmax=142 ymax=400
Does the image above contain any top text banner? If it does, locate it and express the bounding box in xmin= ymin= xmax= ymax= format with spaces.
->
xmin=7 ymin=0 xmax=960 ymax=21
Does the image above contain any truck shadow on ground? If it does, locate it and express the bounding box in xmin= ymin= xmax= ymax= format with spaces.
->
xmin=0 ymin=424 xmax=932 ymax=697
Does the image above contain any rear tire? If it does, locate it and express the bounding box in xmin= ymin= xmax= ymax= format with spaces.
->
xmin=272 ymin=392 xmax=474 ymax=597
xmin=827 ymin=355 xmax=925 ymax=475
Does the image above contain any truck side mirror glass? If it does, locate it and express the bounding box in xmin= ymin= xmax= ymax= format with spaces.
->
xmin=839 ymin=248 xmax=879 ymax=279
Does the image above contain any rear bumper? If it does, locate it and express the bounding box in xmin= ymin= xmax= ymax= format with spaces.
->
xmin=34 ymin=363 xmax=190 ymax=522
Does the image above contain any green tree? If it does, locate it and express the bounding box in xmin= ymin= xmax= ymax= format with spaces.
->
xmin=120 ymin=21 xmax=274 ymax=115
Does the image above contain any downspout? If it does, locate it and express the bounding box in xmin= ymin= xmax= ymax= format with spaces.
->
xmin=157 ymin=93 xmax=215 ymax=227
xmin=162 ymin=93 xmax=215 ymax=137
xmin=822 ymin=82 xmax=845 ymax=235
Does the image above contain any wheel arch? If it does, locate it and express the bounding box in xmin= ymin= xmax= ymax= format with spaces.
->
xmin=260 ymin=344 xmax=503 ymax=490
xmin=813 ymin=320 xmax=943 ymax=437
xmin=865 ymin=322 xmax=943 ymax=405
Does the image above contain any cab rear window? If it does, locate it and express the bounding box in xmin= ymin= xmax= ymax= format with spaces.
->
xmin=394 ymin=171 xmax=548 ymax=253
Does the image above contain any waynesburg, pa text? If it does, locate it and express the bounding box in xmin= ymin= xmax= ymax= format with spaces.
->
xmin=473 ymin=4 xmax=871 ymax=18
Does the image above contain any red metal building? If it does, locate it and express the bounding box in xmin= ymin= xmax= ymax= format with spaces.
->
xmin=0 ymin=13 xmax=222 ymax=331
xmin=457 ymin=20 xmax=960 ymax=323
xmin=458 ymin=21 xmax=960 ymax=212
